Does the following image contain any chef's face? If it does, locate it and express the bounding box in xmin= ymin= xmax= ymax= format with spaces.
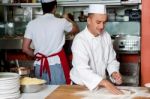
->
xmin=87 ymin=13 xmax=107 ymax=36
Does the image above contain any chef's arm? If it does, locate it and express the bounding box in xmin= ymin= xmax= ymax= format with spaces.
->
xmin=63 ymin=13 xmax=79 ymax=34
xmin=106 ymin=35 xmax=122 ymax=85
xmin=99 ymin=79 xmax=123 ymax=95
xmin=22 ymin=38 xmax=34 ymax=57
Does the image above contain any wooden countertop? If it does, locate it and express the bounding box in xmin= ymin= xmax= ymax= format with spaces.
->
xmin=46 ymin=85 xmax=150 ymax=99
xmin=46 ymin=85 xmax=86 ymax=99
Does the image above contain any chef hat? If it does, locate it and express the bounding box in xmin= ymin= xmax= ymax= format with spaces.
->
xmin=88 ymin=4 xmax=106 ymax=14
xmin=41 ymin=0 xmax=56 ymax=3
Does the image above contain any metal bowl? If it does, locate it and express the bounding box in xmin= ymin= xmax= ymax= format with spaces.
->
xmin=21 ymin=83 xmax=46 ymax=93
xmin=20 ymin=77 xmax=46 ymax=93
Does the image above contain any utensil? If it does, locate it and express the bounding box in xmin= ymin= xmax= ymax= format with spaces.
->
xmin=15 ymin=59 xmax=30 ymax=76
xmin=15 ymin=59 xmax=19 ymax=68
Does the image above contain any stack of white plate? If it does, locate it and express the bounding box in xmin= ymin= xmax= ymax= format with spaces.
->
xmin=0 ymin=72 xmax=20 ymax=99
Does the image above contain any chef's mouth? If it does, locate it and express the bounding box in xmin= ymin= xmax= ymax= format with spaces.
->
xmin=97 ymin=29 xmax=104 ymax=34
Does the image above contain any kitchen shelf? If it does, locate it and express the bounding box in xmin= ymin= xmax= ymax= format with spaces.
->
xmin=0 ymin=1 xmax=141 ymax=7
xmin=116 ymin=51 xmax=140 ymax=54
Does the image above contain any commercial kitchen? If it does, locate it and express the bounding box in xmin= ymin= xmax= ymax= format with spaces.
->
xmin=0 ymin=0 xmax=150 ymax=99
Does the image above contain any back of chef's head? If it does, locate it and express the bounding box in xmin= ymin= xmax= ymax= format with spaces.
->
xmin=41 ymin=0 xmax=57 ymax=14
xmin=88 ymin=4 xmax=106 ymax=16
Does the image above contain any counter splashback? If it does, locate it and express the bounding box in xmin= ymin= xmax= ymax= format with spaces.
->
xmin=77 ymin=22 xmax=140 ymax=36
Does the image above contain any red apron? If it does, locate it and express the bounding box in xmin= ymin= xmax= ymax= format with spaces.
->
xmin=35 ymin=49 xmax=71 ymax=84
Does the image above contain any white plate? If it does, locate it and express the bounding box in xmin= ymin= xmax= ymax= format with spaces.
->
xmin=0 ymin=88 xmax=20 ymax=94
xmin=0 ymin=79 xmax=19 ymax=85
xmin=0 ymin=72 xmax=20 ymax=81
xmin=0 ymin=82 xmax=20 ymax=90
xmin=0 ymin=77 xmax=19 ymax=82
xmin=0 ymin=90 xmax=20 ymax=99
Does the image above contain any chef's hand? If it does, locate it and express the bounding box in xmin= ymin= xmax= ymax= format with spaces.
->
xmin=99 ymin=79 xmax=124 ymax=95
xmin=111 ymin=72 xmax=123 ymax=85
xmin=63 ymin=13 xmax=72 ymax=21
xmin=63 ymin=13 xmax=69 ymax=19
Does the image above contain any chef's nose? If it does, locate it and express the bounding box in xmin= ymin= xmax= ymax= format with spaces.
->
xmin=99 ymin=22 xmax=105 ymax=29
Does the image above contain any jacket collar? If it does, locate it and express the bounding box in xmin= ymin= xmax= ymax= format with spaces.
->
xmin=84 ymin=26 xmax=102 ymax=39
xmin=44 ymin=13 xmax=55 ymax=17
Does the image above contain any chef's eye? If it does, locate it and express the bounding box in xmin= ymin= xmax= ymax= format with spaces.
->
xmin=96 ymin=21 xmax=101 ymax=24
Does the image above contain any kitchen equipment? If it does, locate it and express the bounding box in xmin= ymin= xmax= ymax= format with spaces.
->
xmin=0 ymin=23 xmax=5 ymax=37
xmin=125 ymin=9 xmax=141 ymax=21
xmin=114 ymin=35 xmax=140 ymax=51
xmin=20 ymin=77 xmax=46 ymax=93
xmin=5 ymin=22 xmax=14 ymax=36
xmin=18 ymin=67 xmax=31 ymax=76
xmin=14 ymin=8 xmax=24 ymax=22
xmin=21 ymin=83 xmax=46 ymax=93
xmin=2 ymin=0 xmax=10 ymax=3
xmin=33 ymin=9 xmax=43 ymax=19
xmin=119 ymin=63 xmax=139 ymax=86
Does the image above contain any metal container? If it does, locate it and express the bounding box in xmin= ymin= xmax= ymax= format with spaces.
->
xmin=114 ymin=35 xmax=140 ymax=51
xmin=20 ymin=77 xmax=46 ymax=93
xmin=18 ymin=67 xmax=30 ymax=76
xmin=0 ymin=23 xmax=5 ymax=37
xmin=5 ymin=22 xmax=14 ymax=36
xmin=21 ymin=83 xmax=46 ymax=93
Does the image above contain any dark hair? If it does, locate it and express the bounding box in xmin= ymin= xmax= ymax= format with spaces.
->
xmin=67 ymin=13 xmax=74 ymax=21
xmin=41 ymin=1 xmax=57 ymax=14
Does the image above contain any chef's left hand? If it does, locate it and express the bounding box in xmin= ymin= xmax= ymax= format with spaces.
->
xmin=111 ymin=72 xmax=123 ymax=85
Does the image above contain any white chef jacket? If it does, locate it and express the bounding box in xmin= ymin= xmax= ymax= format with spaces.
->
xmin=24 ymin=13 xmax=72 ymax=65
xmin=70 ymin=27 xmax=120 ymax=90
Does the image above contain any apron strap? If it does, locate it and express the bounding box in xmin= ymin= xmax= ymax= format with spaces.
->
xmin=35 ymin=53 xmax=51 ymax=80
xmin=35 ymin=49 xmax=71 ymax=84
xmin=52 ymin=49 xmax=71 ymax=84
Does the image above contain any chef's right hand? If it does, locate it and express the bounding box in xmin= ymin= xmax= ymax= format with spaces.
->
xmin=99 ymin=79 xmax=124 ymax=95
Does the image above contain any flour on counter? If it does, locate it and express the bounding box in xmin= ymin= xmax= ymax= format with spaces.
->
xmin=73 ymin=87 xmax=150 ymax=99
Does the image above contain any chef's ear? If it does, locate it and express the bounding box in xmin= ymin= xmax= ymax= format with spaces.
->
xmin=87 ymin=16 xmax=91 ymax=25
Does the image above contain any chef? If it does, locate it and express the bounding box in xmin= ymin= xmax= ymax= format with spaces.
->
xmin=22 ymin=0 xmax=79 ymax=85
xmin=70 ymin=4 xmax=123 ymax=94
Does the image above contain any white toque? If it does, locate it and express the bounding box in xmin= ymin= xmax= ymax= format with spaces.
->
xmin=88 ymin=4 xmax=106 ymax=14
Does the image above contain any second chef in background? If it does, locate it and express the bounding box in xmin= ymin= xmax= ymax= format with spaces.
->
xmin=70 ymin=4 xmax=123 ymax=94
xmin=22 ymin=0 xmax=79 ymax=85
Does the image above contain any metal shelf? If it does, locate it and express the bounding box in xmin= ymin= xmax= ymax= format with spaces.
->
xmin=0 ymin=1 xmax=141 ymax=7
xmin=116 ymin=50 xmax=140 ymax=54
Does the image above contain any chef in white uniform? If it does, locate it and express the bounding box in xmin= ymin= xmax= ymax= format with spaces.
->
xmin=70 ymin=4 xmax=123 ymax=94
xmin=22 ymin=0 xmax=79 ymax=85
